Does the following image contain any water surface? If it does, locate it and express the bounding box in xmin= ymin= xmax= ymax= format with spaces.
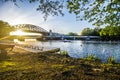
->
xmin=24 ymin=40 xmax=120 ymax=62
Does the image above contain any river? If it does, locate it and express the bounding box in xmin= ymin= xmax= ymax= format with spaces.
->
xmin=21 ymin=40 xmax=120 ymax=62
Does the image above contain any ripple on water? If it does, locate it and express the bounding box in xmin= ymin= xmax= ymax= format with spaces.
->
xmin=22 ymin=40 xmax=120 ymax=62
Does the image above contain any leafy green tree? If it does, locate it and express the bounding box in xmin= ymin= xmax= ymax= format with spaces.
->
xmin=3 ymin=0 xmax=120 ymax=27
xmin=81 ymin=27 xmax=101 ymax=36
xmin=92 ymin=27 xmax=101 ymax=36
xmin=68 ymin=32 xmax=78 ymax=36
xmin=0 ymin=20 xmax=15 ymax=39
xmin=100 ymin=26 xmax=120 ymax=40
xmin=81 ymin=28 xmax=93 ymax=36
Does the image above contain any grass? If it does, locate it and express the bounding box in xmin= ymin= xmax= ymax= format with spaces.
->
xmin=107 ymin=56 xmax=116 ymax=64
xmin=0 ymin=47 xmax=120 ymax=80
xmin=0 ymin=61 xmax=16 ymax=68
xmin=82 ymin=54 xmax=102 ymax=63
xmin=60 ymin=50 xmax=69 ymax=57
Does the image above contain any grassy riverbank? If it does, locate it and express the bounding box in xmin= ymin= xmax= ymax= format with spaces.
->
xmin=0 ymin=47 xmax=120 ymax=80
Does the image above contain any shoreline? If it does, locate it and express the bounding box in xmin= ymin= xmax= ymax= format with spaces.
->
xmin=0 ymin=47 xmax=120 ymax=80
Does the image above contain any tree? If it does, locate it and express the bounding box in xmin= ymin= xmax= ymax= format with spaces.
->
xmin=0 ymin=20 xmax=15 ymax=39
xmin=92 ymin=27 xmax=101 ymax=36
xmin=68 ymin=32 xmax=78 ymax=36
xmin=81 ymin=27 xmax=101 ymax=36
xmin=100 ymin=26 xmax=120 ymax=40
xmin=3 ymin=0 xmax=120 ymax=27
xmin=81 ymin=28 xmax=93 ymax=36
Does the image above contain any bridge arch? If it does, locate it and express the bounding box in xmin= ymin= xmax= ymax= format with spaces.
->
xmin=13 ymin=24 xmax=49 ymax=35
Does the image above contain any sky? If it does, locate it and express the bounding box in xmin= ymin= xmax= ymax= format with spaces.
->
xmin=0 ymin=1 xmax=95 ymax=34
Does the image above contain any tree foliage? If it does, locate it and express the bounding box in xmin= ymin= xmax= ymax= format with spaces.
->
xmin=67 ymin=0 xmax=120 ymax=27
xmin=100 ymin=26 xmax=120 ymax=40
xmin=3 ymin=0 xmax=120 ymax=27
xmin=81 ymin=28 xmax=93 ymax=36
xmin=68 ymin=32 xmax=78 ymax=36
xmin=0 ymin=20 xmax=15 ymax=38
xmin=81 ymin=27 xmax=101 ymax=36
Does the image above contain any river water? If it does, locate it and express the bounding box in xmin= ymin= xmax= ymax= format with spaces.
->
xmin=23 ymin=40 xmax=120 ymax=62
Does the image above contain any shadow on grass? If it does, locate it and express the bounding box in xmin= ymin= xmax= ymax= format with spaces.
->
xmin=0 ymin=50 xmax=10 ymax=61
xmin=0 ymin=48 xmax=120 ymax=80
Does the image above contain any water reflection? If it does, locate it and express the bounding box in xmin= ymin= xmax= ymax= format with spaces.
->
xmin=23 ymin=40 xmax=120 ymax=62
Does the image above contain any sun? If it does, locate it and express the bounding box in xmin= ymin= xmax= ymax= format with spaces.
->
xmin=10 ymin=30 xmax=26 ymax=36
xmin=10 ymin=30 xmax=42 ymax=36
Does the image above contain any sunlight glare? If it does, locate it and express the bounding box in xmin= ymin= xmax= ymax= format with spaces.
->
xmin=10 ymin=30 xmax=42 ymax=36
xmin=10 ymin=30 xmax=26 ymax=36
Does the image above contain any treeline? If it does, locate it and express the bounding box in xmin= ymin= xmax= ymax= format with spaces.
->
xmin=1 ymin=20 xmax=120 ymax=41
xmin=81 ymin=26 xmax=120 ymax=41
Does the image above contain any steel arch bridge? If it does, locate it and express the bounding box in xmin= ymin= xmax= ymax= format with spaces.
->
xmin=13 ymin=24 xmax=49 ymax=35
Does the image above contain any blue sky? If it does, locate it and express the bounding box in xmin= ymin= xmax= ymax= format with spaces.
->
xmin=0 ymin=1 xmax=95 ymax=34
